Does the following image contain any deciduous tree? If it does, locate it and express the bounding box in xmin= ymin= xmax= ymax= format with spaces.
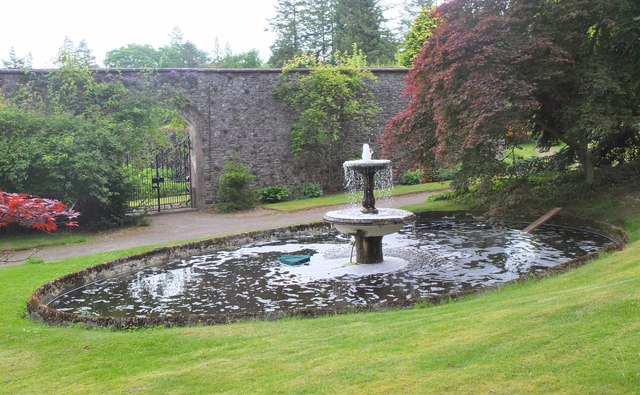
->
xmin=382 ymin=0 xmax=640 ymax=189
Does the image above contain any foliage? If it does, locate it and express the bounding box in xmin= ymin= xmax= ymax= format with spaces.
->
xmin=104 ymin=44 xmax=162 ymax=68
xmin=216 ymin=162 xmax=257 ymax=212
xmin=333 ymin=0 xmax=397 ymax=65
xmin=268 ymin=0 xmax=306 ymax=67
xmin=268 ymin=0 xmax=396 ymax=67
xmin=0 ymin=190 xmax=79 ymax=232
xmin=277 ymin=50 xmax=379 ymax=158
xmin=299 ymin=181 xmax=324 ymax=199
xmin=105 ymin=27 xmax=210 ymax=68
xmin=211 ymin=49 xmax=263 ymax=68
xmin=382 ymin=0 xmax=640 ymax=194
xmin=396 ymin=5 xmax=439 ymax=67
xmin=397 ymin=0 xmax=436 ymax=33
xmin=2 ymin=47 xmax=32 ymax=69
xmin=0 ymin=39 xmax=174 ymax=227
xmin=258 ymin=185 xmax=291 ymax=203
xmin=399 ymin=168 xmax=423 ymax=185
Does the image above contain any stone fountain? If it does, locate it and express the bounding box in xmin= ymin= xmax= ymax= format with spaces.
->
xmin=324 ymin=144 xmax=416 ymax=264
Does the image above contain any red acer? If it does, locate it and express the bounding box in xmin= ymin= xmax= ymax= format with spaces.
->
xmin=0 ymin=191 xmax=79 ymax=232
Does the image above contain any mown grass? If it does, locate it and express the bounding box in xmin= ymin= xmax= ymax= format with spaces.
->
xmin=1 ymin=189 xmax=638 ymax=393
xmin=264 ymin=181 xmax=451 ymax=211
xmin=0 ymin=231 xmax=91 ymax=251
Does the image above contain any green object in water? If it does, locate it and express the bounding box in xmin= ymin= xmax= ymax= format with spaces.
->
xmin=279 ymin=255 xmax=311 ymax=265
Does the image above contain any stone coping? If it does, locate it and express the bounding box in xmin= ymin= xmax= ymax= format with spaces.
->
xmin=27 ymin=212 xmax=626 ymax=329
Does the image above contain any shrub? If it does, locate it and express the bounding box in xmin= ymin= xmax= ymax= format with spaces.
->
xmin=216 ymin=162 xmax=257 ymax=212
xmin=300 ymin=182 xmax=324 ymax=199
xmin=432 ymin=166 xmax=461 ymax=182
xmin=258 ymin=185 xmax=290 ymax=203
xmin=400 ymin=169 xmax=423 ymax=185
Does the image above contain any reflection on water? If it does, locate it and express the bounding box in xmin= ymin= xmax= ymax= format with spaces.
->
xmin=49 ymin=219 xmax=613 ymax=317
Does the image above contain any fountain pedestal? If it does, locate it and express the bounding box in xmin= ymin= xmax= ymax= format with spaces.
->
xmin=356 ymin=235 xmax=383 ymax=264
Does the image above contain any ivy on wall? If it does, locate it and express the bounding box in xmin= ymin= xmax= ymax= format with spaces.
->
xmin=276 ymin=49 xmax=380 ymax=158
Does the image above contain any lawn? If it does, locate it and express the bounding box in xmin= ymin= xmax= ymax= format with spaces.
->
xmin=264 ymin=181 xmax=451 ymax=211
xmin=0 ymin=191 xmax=638 ymax=393
xmin=0 ymin=231 xmax=91 ymax=251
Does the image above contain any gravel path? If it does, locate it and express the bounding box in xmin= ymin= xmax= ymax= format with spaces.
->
xmin=4 ymin=192 xmax=436 ymax=265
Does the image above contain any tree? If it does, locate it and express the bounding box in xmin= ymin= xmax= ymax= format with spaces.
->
xmin=268 ymin=0 xmax=397 ymax=66
xmin=269 ymin=0 xmax=306 ymax=67
xmin=333 ymin=0 xmax=397 ymax=65
xmin=212 ymin=49 xmax=263 ymax=68
xmin=104 ymin=44 xmax=161 ymax=68
xmin=396 ymin=5 xmax=439 ymax=67
xmin=382 ymin=0 xmax=640 ymax=189
xmin=0 ymin=190 xmax=79 ymax=263
xmin=2 ymin=47 xmax=32 ymax=69
xmin=304 ymin=0 xmax=336 ymax=61
xmin=158 ymin=36 xmax=210 ymax=68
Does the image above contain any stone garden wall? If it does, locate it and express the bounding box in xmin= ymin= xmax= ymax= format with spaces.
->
xmin=0 ymin=68 xmax=408 ymax=208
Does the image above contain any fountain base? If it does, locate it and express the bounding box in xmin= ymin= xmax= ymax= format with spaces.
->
xmin=324 ymin=208 xmax=415 ymax=264
xmin=355 ymin=234 xmax=383 ymax=263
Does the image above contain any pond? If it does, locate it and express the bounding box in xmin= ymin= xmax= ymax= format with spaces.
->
xmin=47 ymin=215 xmax=614 ymax=318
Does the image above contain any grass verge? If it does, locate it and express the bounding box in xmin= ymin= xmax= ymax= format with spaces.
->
xmin=0 ymin=231 xmax=91 ymax=251
xmin=0 ymin=191 xmax=638 ymax=393
xmin=264 ymin=181 xmax=451 ymax=211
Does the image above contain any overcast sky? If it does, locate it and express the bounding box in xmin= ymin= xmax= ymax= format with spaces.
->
xmin=1 ymin=0 xmax=406 ymax=68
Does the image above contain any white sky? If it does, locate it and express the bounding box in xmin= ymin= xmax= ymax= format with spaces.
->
xmin=1 ymin=0 xmax=278 ymax=68
xmin=1 ymin=0 xmax=407 ymax=68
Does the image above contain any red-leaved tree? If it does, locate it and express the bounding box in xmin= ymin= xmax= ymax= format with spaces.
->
xmin=382 ymin=0 xmax=640 ymax=188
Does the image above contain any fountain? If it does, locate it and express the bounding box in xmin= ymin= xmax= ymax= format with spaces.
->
xmin=323 ymin=144 xmax=416 ymax=264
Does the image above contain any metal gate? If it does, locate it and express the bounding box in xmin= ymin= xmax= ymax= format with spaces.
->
xmin=126 ymin=130 xmax=192 ymax=212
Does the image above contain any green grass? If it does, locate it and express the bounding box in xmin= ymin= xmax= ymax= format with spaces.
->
xmin=1 ymin=185 xmax=639 ymax=393
xmin=265 ymin=181 xmax=451 ymax=211
xmin=0 ymin=231 xmax=91 ymax=251
xmin=503 ymin=142 xmax=564 ymax=164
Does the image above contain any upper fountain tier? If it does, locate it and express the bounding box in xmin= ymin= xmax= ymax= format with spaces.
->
xmin=343 ymin=158 xmax=391 ymax=170
xmin=344 ymin=143 xmax=390 ymax=171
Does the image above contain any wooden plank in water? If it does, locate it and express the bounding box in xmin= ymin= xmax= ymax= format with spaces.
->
xmin=522 ymin=207 xmax=562 ymax=233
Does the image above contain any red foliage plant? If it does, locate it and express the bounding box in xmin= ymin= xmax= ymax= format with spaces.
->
xmin=0 ymin=190 xmax=80 ymax=232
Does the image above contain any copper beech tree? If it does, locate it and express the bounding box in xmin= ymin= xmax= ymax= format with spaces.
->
xmin=382 ymin=0 xmax=640 ymax=189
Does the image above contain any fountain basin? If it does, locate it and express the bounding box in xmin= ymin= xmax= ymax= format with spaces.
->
xmin=323 ymin=208 xmax=415 ymax=237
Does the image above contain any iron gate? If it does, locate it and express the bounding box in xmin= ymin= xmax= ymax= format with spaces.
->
xmin=126 ymin=130 xmax=192 ymax=212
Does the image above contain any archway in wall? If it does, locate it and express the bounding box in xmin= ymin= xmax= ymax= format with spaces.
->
xmin=125 ymin=127 xmax=194 ymax=213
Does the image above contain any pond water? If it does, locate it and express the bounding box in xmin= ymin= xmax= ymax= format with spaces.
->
xmin=48 ymin=216 xmax=614 ymax=317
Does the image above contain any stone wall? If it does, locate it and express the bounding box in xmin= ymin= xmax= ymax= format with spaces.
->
xmin=0 ymin=68 xmax=409 ymax=208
